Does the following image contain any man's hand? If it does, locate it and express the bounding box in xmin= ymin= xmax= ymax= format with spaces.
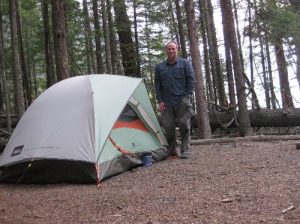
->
xmin=159 ymin=102 xmax=166 ymax=112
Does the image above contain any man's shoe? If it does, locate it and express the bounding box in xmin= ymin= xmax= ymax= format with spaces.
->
xmin=180 ymin=152 xmax=189 ymax=159
xmin=166 ymin=147 xmax=177 ymax=156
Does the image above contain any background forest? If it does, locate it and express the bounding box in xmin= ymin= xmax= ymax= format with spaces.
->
xmin=1 ymin=0 xmax=300 ymax=139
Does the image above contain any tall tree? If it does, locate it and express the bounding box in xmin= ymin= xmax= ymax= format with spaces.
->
xmin=184 ymin=0 xmax=211 ymax=139
xmin=205 ymin=0 xmax=227 ymax=107
xmin=233 ymin=0 xmax=245 ymax=71
xmin=101 ymin=0 xmax=112 ymax=74
xmin=174 ymin=0 xmax=188 ymax=58
xmin=92 ymin=0 xmax=104 ymax=73
xmin=82 ymin=0 xmax=96 ymax=74
xmin=289 ymin=0 xmax=300 ymax=89
xmin=0 ymin=0 xmax=12 ymax=132
xmin=113 ymin=0 xmax=139 ymax=77
xmin=107 ymin=0 xmax=122 ymax=74
xmin=265 ymin=40 xmax=278 ymax=108
xmin=168 ymin=0 xmax=179 ymax=43
xmin=275 ymin=37 xmax=294 ymax=109
xmin=9 ymin=0 xmax=25 ymax=118
xmin=258 ymin=37 xmax=271 ymax=108
xmin=198 ymin=0 xmax=215 ymax=103
xmin=16 ymin=1 xmax=32 ymax=106
xmin=132 ymin=0 xmax=141 ymax=76
xmin=247 ymin=0 xmax=255 ymax=109
xmin=220 ymin=0 xmax=251 ymax=136
xmin=262 ymin=0 xmax=295 ymax=108
xmin=51 ymin=0 xmax=69 ymax=81
xmin=42 ymin=0 xmax=55 ymax=87
xmin=221 ymin=0 xmax=236 ymax=107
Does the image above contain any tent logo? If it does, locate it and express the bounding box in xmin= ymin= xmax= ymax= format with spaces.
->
xmin=11 ymin=145 xmax=24 ymax=157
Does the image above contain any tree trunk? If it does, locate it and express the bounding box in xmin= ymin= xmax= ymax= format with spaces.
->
xmin=221 ymin=0 xmax=236 ymax=107
xmin=133 ymin=0 xmax=141 ymax=77
xmin=82 ymin=0 xmax=96 ymax=74
xmin=16 ymin=1 xmax=32 ymax=107
xmin=206 ymin=0 xmax=227 ymax=107
xmin=184 ymin=0 xmax=212 ymax=139
xmin=9 ymin=0 xmax=25 ymax=119
xmin=168 ymin=0 xmax=179 ymax=45
xmin=274 ymin=37 xmax=294 ymax=109
xmin=0 ymin=1 xmax=12 ymax=133
xmin=113 ymin=0 xmax=138 ymax=77
xmin=42 ymin=0 xmax=55 ymax=87
xmin=220 ymin=0 xmax=251 ymax=136
xmin=92 ymin=0 xmax=104 ymax=74
xmin=289 ymin=0 xmax=300 ymax=89
xmin=101 ymin=0 xmax=112 ymax=74
xmin=107 ymin=0 xmax=123 ymax=74
xmin=174 ymin=0 xmax=187 ymax=58
xmin=143 ymin=3 xmax=156 ymax=109
xmin=248 ymin=0 xmax=255 ymax=109
xmin=198 ymin=0 xmax=214 ymax=103
xmin=233 ymin=0 xmax=245 ymax=71
xmin=265 ymin=41 xmax=278 ymax=108
xmin=259 ymin=37 xmax=271 ymax=108
xmin=51 ymin=0 xmax=69 ymax=81
xmin=202 ymin=0 xmax=217 ymax=104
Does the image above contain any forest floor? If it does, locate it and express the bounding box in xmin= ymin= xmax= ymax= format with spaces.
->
xmin=0 ymin=137 xmax=300 ymax=224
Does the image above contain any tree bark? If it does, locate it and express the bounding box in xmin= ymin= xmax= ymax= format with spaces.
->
xmin=174 ymin=0 xmax=187 ymax=58
xmin=0 ymin=1 xmax=12 ymax=133
xmin=16 ymin=1 xmax=32 ymax=107
xmin=221 ymin=0 xmax=236 ymax=107
xmin=42 ymin=0 xmax=55 ymax=87
xmin=51 ymin=0 xmax=69 ymax=81
xmin=265 ymin=41 xmax=278 ymax=108
xmin=206 ymin=0 xmax=227 ymax=107
xmin=82 ymin=0 xmax=96 ymax=74
xmin=184 ymin=0 xmax=212 ymax=139
xmin=189 ymin=108 xmax=300 ymax=130
xmin=107 ymin=0 xmax=123 ymax=74
xmin=92 ymin=0 xmax=104 ymax=73
xmin=101 ymin=0 xmax=112 ymax=74
xmin=274 ymin=37 xmax=294 ymax=109
xmin=247 ymin=0 xmax=255 ymax=109
xmin=9 ymin=0 xmax=25 ymax=119
xmin=198 ymin=0 xmax=214 ymax=103
xmin=259 ymin=37 xmax=271 ymax=108
xmin=289 ymin=0 xmax=300 ymax=89
xmin=133 ymin=0 xmax=141 ymax=77
xmin=113 ymin=0 xmax=139 ymax=77
xmin=220 ymin=0 xmax=251 ymax=136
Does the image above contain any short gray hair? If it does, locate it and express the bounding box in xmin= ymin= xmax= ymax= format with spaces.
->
xmin=165 ymin=41 xmax=178 ymax=49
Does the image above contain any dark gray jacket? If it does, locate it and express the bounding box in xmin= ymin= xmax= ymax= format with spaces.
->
xmin=155 ymin=57 xmax=195 ymax=106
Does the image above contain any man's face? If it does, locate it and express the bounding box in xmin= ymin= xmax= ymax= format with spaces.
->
xmin=166 ymin=43 xmax=178 ymax=61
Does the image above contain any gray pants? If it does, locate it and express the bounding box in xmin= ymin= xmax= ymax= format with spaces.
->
xmin=162 ymin=97 xmax=192 ymax=154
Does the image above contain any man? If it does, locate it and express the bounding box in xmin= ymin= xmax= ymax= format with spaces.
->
xmin=155 ymin=41 xmax=195 ymax=159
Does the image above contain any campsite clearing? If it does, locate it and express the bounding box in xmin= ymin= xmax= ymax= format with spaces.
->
xmin=0 ymin=139 xmax=300 ymax=223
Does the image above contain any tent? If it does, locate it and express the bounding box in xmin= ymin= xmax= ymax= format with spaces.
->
xmin=0 ymin=74 xmax=168 ymax=184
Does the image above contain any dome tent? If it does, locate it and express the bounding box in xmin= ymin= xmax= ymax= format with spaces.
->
xmin=0 ymin=75 xmax=168 ymax=183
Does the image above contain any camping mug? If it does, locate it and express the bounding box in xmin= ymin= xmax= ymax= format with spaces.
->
xmin=142 ymin=153 xmax=153 ymax=167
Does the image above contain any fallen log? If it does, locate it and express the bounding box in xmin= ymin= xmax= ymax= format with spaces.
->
xmin=205 ymin=108 xmax=300 ymax=130
xmin=157 ymin=108 xmax=300 ymax=130
xmin=191 ymin=134 xmax=300 ymax=145
xmin=1 ymin=108 xmax=300 ymax=137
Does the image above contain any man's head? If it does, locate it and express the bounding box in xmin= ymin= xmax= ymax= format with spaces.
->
xmin=165 ymin=41 xmax=178 ymax=63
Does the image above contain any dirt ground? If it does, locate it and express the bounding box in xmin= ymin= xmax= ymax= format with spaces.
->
xmin=0 ymin=138 xmax=300 ymax=224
